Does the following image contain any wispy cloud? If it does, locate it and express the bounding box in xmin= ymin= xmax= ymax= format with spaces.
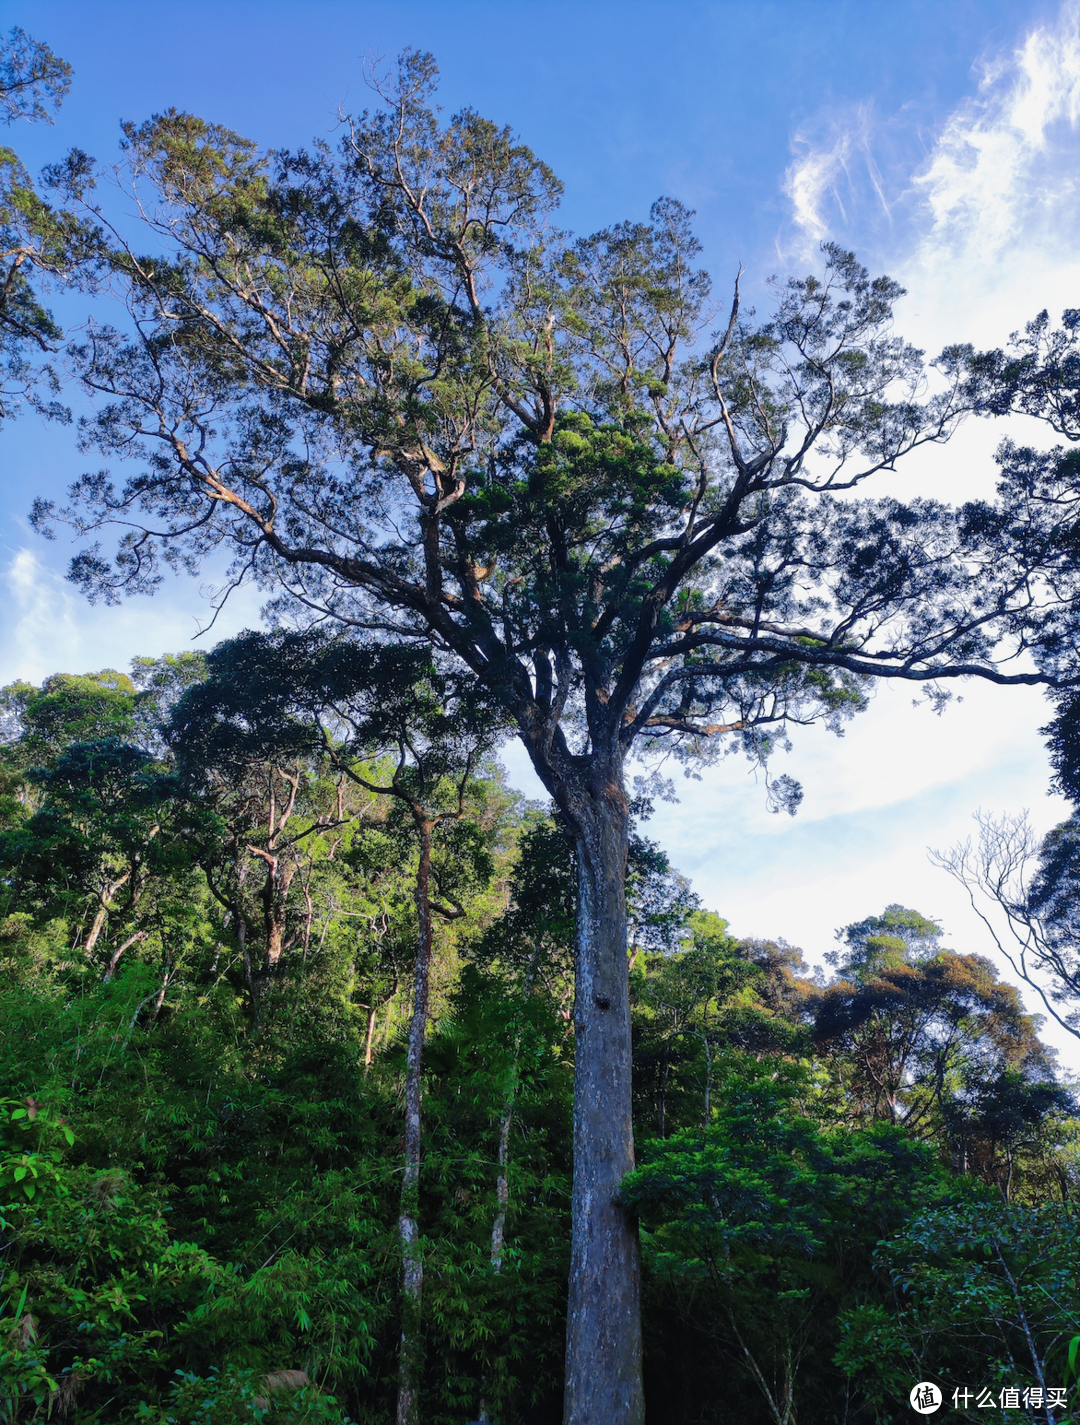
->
xmin=915 ymin=3 xmax=1080 ymax=272
xmin=2 ymin=549 xmax=85 ymax=683
xmin=784 ymin=103 xmax=885 ymax=253
xmin=783 ymin=1 xmax=1080 ymax=347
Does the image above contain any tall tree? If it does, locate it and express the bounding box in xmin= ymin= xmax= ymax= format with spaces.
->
xmin=166 ymin=641 xmax=364 ymax=1015
xmin=169 ymin=629 xmax=501 ymax=1425
xmin=0 ymin=669 xmax=182 ymax=973
xmin=814 ymin=906 xmax=1054 ymax=1137
xmin=304 ymin=640 xmax=500 ymax=1425
xmin=33 ymin=55 xmax=1080 ymax=1421
xmin=633 ymin=911 xmax=762 ymax=1137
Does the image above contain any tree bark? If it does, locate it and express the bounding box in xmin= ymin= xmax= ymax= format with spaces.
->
xmin=490 ymin=940 xmax=542 ymax=1273
xmin=490 ymin=1082 xmax=515 ymax=1276
xmin=102 ymin=929 xmax=148 ymax=984
xmin=146 ymin=965 xmax=173 ymax=1029
xmin=562 ymin=782 xmax=644 ymax=1425
xmin=657 ymin=1047 xmax=669 ymax=1140
xmin=363 ymin=1005 xmax=378 ymax=1069
xmin=82 ymin=870 xmax=131 ymax=960
xmin=83 ymin=900 xmax=110 ymax=960
xmin=397 ymin=816 xmax=434 ymax=1425
xmin=702 ymin=1032 xmax=712 ymax=1126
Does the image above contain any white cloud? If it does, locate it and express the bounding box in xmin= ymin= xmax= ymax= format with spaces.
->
xmin=740 ymin=0 xmax=1080 ymax=1073
xmin=783 ymin=104 xmax=883 ymax=253
xmin=428 ymin=3 xmax=1080 ymax=1078
xmin=915 ymin=5 xmax=1080 ymax=271
xmin=518 ymin=0 xmax=1080 ymax=1063
xmin=783 ymin=2 xmax=1080 ymax=354
xmin=634 ymin=679 xmax=1080 ymax=1072
xmin=0 ymin=546 xmax=264 ymax=685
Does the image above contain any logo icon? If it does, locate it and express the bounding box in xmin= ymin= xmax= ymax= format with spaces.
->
xmin=910 ymin=1382 xmax=942 ymax=1414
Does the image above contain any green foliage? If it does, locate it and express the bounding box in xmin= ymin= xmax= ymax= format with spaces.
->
xmin=0 ymin=1099 xmax=365 ymax=1422
xmin=0 ymin=1096 xmax=73 ymax=1212
xmin=0 ymin=657 xmax=1077 ymax=1423
xmin=0 ymin=654 xmax=563 ymax=1422
xmin=15 ymin=670 xmax=138 ymax=756
xmin=417 ymin=965 xmax=573 ymax=1423
xmin=0 ymin=28 xmax=70 ymax=125
xmin=134 ymin=1367 xmax=353 ymax=1423
xmin=632 ymin=916 xmax=811 ymax=1137
xmin=837 ymin=1202 xmax=1080 ymax=1416
xmin=5 ymin=34 xmax=1080 ymax=1420
xmin=814 ymin=905 xmax=1061 ymax=1156
xmin=622 ymin=1057 xmax=964 ymax=1424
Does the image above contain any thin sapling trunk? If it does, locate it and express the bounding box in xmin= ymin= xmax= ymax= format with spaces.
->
xmin=490 ymin=940 xmax=542 ymax=1272
xmin=397 ymin=814 xmax=434 ymax=1425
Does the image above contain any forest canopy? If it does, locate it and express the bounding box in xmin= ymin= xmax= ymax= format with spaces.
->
xmin=0 ymin=647 xmax=1077 ymax=1425
xmin=0 ymin=648 xmax=1077 ymax=1425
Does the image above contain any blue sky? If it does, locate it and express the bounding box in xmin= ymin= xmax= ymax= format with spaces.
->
xmin=4 ymin=0 xmax=1080 ymax=1066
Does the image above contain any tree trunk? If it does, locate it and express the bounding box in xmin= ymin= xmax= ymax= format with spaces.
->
xmin=102 ymin=929 xmax=148 ymax=984
xmin=363 ymin=1005 xmax=378 ymax=1069
xmin=263 ymin=857 xmax=294 ymax=971
xmin=238 ymin=908 xmax=253 ymax=1006
xmin=479 ymin=944 xmax=544 ymax=1425
xmin=147 ymin=965 xmax=173 ymax=1029
xmin=83 ymin=900 xmax=110 ymax=960
xmin=82 ymin=870 xmax=131 ymax=960
xmin=562 ymin=783 xmax=644 ymax=1425
xmin=397 ymin=817 xmax=434 ymax=1425
xmin=702 ymin=1032 xmax=712 ymax=1126
xmin=381 ymin=997 xmax=395 ymax=1052
xmin=490 ymin=1082 xmax=515 ymax=1276
xmin=490 ymin=941 xmax=542 ymax=1273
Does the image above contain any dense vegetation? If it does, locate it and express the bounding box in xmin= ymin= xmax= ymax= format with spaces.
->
xmin=0 ymin=652 xmax=1076 ymax=1424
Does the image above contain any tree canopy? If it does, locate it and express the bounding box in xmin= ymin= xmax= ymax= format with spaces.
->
xmin=0 ymin=647 xmax=1077 ymax=1423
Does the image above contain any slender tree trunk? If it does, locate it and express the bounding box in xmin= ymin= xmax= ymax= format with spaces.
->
xmin=725 ymin=1304 xmax=799 ymax=1425
xmin=83 ymin=901 xmax=110 ymax=960
xmin=363 ymin=1005 xmax=378 ymax=1069
xmin=82 ymin=871 xmax=131 ymax=959
xmin=147 ymin=966 xmax=173 ymax=1029
xmin=238 ymin=909 xmax=253 ymax=1006
xmin=102 ymin=930 xmax=148 ymax=984
xmin=562 ymin=780 xmax=644 ymax=1425
xmin=381 ymin=996 xmax=395 ymax=1052
xmin=233 ymin=858 xmax=256 ymax=1009
xmin=263 ymin=857 xmax=294 ymax=971
xmin=702 ymin=1033 xmax=712 ymax=1126
xmin=993 ymin=1243 xmax=1050 ymax=1416
xmin=479 ymin=945 xmax=544 ymax=1425
xmin=490 ymin=941 xmax=542 ymax=1273
xmin=490 ymin=1085 xmax=515 ymax=1276
xmin=397 ymin=817 xmax=434 ymax=1425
